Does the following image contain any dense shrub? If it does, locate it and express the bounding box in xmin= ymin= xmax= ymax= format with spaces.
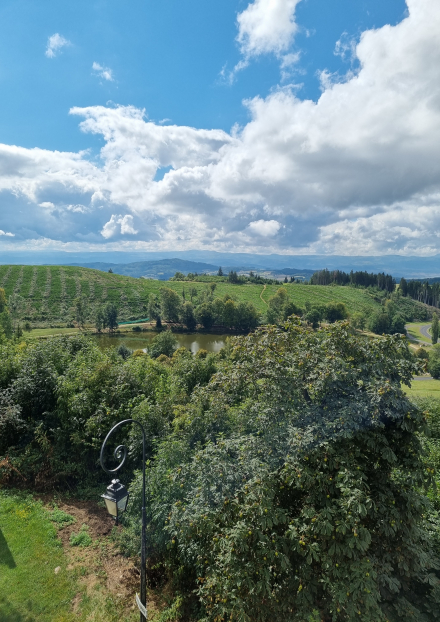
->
xmin=149 ymin=331 xmax=179 ymax=358
xmin=122 ymin=321 xmax=440 ymax=622
xmin=429 ymin=345 xmax=440 ymax=379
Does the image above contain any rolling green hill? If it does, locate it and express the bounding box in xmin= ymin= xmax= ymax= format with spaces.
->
xmin=0 ymin=264 xmax=428 ymax=327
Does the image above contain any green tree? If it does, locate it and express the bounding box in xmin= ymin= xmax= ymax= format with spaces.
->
xmin=350 ymin=311 xmax=366 ymax=330
xmin=104 ymin=303 xmax=118 ymax=331
xmin=235 ymin=301 xmax=260 ymax=331
xmin=399 ymin=277 xmax=408 ymax=296
xmin=217 ymin=266 xmax=223 ymax=276
xmin=222 ymin=299 xmax=236 ymax=327
xmin=149 ymin=331 xmax=178 ymax=358
xmin=228 ymin=270 xmax=239 ymax=284
xmin=195 ymin=302 xmax=215 ymax=329
xmin=0 ymin=287 xmax=7 ymax=313
xmin=8 ymin=293 xmax=24 ymax=327
xmin=432 ymin=312 xmax=439 ymax=345
xmin=0 ymin=310 xmax=13 ymax=338
xmin=95 ymin=307 xmax=105 ymax=332
xmin=282 ymin=300 xmax=303 ymax=320
xmin=390 ymin=313 xmax=407 ymax=335
xmin=429 ymin=344 xmax=440 ymax=379
xmin=160 ymin=287 xmax=182 ymax=322
xmin=147 ymin=294 xmax=162 ymax=328
xmin=325 ymin=301 xmax=348 ymax=323
xmin=181 ymin=301 xmax=197 ymax=331
xmin=74 ymin=297 xmax=87 ymax=329
xmin=190 ymin=287 xmax=198 ymax=303
xmin=304 ymin=307 xmax=321 ymax=329
xmin=368 ymin=311 xmax=390 ymax=335
xmin=267 ymin=288 xmax=288 ymax=324
xmin=126 ymin=321 xmax=439 ymax=622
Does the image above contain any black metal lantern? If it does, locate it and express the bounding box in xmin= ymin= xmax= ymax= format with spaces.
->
xmin=101 ymin=478 xmax=129 ymax=523
xmin=100 ymin=419 xmax=148 ymax=622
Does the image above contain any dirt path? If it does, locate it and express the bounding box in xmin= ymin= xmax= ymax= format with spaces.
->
xmin=42 ymin=497 xmax=164 ymax=619
xmin=260 ymin=284 xmax=268 ymax=306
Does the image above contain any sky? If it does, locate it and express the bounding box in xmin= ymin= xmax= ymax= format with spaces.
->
xmin=1 ymin=0 xmax=439 ymax=257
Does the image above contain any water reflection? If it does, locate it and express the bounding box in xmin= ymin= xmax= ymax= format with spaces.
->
xmin=93 ymin=332 xmax=234 ymax=354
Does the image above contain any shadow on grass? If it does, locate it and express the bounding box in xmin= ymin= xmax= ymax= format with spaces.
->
xmin=0 ymin=528 xmax=16 ymax=568
xmin=0 ymin=596 xmax=37 ymax=622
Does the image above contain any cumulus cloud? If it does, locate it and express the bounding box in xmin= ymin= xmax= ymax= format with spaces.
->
xmin=92 ymin=62 xmax=114 ymax=82
xmin=101 ymin=214 xmax=138 ymax=239
xmin=0 ymin=230 xmax=14 ymax=237
xmin=1 ymin=0 xmax=440 ymax=256
xmin=237 ymin=0 xmax=301 ymax=57
xmin=248 ymin=219 xmax=281 ymax=237
xmin=45 ymin=33 xmax=71 ymax=58
xmin=228 ymin=0 xmax=301 ymax=79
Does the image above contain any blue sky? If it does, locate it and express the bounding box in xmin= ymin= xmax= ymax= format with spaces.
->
xmin=1 ymin=0 xmax=439 ymax=257
xmin=0 ymin=0 xmax=406 ymax=150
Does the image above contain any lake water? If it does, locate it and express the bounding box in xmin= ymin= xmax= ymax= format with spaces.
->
xmin=93 ymin=332 xmax=233 ymax=354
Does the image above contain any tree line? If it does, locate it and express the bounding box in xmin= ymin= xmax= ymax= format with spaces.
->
xmin=146 ymin=285 xmax=260 ymax=331
xmin=400 ymin=277 xmax=440 ymax=307
xmin=170 ymin=268 xmax=290 ymax=286
xmin=310 ymin=268 xmax=395 ymax=291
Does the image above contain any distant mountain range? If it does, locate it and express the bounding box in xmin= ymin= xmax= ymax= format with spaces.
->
xmin=69 ymin=259 xmax=219 ymax=280
xmin=0 ymin=250 xmax=439 ymax=279
xmin=67 ymin=259 xmax=316 ymax=280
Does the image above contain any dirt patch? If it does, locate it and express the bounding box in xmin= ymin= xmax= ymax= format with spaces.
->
xmin=42 ymin=497 xmax=163 ymax=619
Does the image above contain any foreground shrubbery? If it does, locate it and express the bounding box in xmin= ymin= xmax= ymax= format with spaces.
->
xmin=1 ymin=322 xmax=440 ymax=620
xmin=0 ymin=333 xmax=218 ymax=487
xmin=121 ymin=321 xmax=440 ymax=621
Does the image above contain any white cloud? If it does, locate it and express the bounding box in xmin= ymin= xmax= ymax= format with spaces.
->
xmin=45 ymin=33 xmax=71 ymax=58
xmin=2 ymin=0 xmax=440 ymax=256
xmin=0 ymin=230 xmax=14 ymax=237
xmin=92 ymin=62 xmax=114 ymax=82
xmin=228 ymin=0 xmax=301 ymax=80
xmin=101 ymin=214 xmax=138 ymax=239
xmin=248 ymin=219 xmax=281 ymax=237
xmin=236 ymin=0 xmax=301 ymax=58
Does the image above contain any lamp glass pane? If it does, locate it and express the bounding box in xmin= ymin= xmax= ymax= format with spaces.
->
xmin=104 ymin=497 xmax=118 ymax=517
xmin=117 ymin=494 xmax=129 ymax=513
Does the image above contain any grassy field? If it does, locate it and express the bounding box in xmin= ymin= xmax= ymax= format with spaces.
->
xmin=0 ymin=490 xmax=76 ymax=622
xmin=406 ymin=322 xmax=432 ymax=344
xmin=0 ymin=264 xmax=427 ymax=327
xmin=403 ymin=378 xmax=440 ymax=398
xmin=0 ymin=490 xmax=156 ymax=622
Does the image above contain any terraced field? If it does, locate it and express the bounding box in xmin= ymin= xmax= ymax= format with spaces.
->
xmin=0 ymin=264 xmax=426 ymax=327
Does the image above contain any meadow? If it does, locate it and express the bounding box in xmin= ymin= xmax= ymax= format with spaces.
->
xmin=0 ymin=264 xmax=426 ymax=327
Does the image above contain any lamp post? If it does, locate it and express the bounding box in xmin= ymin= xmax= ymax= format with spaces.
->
xmin=100 ymin=419 xmax=147 ymax=622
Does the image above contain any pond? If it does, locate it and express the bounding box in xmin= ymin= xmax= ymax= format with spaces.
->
xmin=93 ymin=332 xmax=234 ymax=354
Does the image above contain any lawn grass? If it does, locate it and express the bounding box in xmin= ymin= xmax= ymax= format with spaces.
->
xmin=0 ymin=490 xmax=143 ymax=622
xmin=403 ymin=378 xmax=440 ymax=398
xmin=0 ymin=490 xmax=77 ymax=622
xmin=0 ymin=264 xmax=428 ymax=328
xmin=405 ymin=322 xmax=432 ymax=344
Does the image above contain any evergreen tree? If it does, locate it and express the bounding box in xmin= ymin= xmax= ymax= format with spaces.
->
xmin=217 ymin=266 xmax=223 ymax=276
xmin=399 ymin=276 xmax=408 ymax=296
xmin=432 ymin=312 xmax=439 ymax=344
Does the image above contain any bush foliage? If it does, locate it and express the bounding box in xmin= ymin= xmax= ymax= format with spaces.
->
xmin=121 ymin=321 xmax=440 ymax=621
xmin=1 ymin=322 xmax=440 ymax=620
